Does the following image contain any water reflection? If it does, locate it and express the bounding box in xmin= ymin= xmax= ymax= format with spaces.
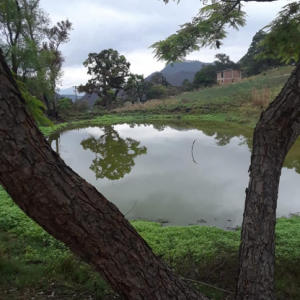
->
xmin=48 ymin=121 xmax=300 ymax=227
xmin=80 ymin=125 xmax=147 ymax=180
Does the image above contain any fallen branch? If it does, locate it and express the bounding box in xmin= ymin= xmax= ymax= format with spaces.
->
xmin=182 ymin=278 xmax=234 ymax=294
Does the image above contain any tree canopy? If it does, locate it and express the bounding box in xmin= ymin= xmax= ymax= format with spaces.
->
xmin=193 ymin=64 xmax=217 ymax=88
xmin=78 ymin=49 xmax=131 ymax=110
xmin=153 ymin=1 xmax=298 ymax=67
xmin=149 ymin=72 xmax=170 ymax=86
xmin=0 ymin=0 xmax=72 ymax=118
xmin=124 ymin=74 xmax=151 ymax=103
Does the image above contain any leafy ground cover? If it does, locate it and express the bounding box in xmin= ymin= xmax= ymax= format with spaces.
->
xmin=1 ymin=186 xmax=300 ymax=299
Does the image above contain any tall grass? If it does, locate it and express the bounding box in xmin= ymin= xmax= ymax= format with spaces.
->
xmin=252 ymin=86 xmax=271 ymax=107
xmin=114 ymin=98 xmax=179 ymax=112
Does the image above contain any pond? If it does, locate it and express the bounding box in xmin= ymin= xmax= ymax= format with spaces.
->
xmin=48 ymin=121 xmax=300 ymax=228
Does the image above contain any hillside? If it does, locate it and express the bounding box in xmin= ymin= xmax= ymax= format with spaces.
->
xmin=115 ymin=66 xmax=295 ymax=126
xmin=58 ymin=86 xmax=84 ymax=96
xmin=78 ymin=92 xmax=99 ymax=108
xmin=146 ymin=60 xmax=211 ymax=86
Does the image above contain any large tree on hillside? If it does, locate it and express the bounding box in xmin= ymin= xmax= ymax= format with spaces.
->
xmin=1 ymin=1 xmax=300 ymax=300
xmin=152 ymin=1 xmax=300 ymax=299
xmin=78 ymin=49 xmax=130 ymax=110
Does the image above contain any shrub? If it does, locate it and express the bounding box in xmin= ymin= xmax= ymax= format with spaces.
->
xmin=148 ymin=84 xmax=168 ymax=99
xmin=57 ymin=97 xmax=73 ymax=114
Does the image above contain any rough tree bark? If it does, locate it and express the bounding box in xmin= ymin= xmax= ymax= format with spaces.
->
xmin=0 ymin=50 xmax=209 ymax=300
xmin=235 ymin=61 xmax=300 ymax=300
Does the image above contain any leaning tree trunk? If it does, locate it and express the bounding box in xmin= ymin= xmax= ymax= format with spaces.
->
xmin=235 ymin=62 xmax=300 ymax=300
xmin=0 ymin=51 xmax=208 ymax=300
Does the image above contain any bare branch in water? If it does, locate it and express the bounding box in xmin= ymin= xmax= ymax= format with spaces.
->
xmin=191 ymin=139 xmax=198 ymax=164
xmin=125 ymin=200 xmax=138 ymax=217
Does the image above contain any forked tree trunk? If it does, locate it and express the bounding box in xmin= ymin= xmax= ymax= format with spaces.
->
xmin=235 ymin=61 xmax=300 ymax=300
xmin=0 ymin=51 xmax=208 ymax=299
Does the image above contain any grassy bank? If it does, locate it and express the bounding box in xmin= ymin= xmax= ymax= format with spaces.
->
xmin=1 ymin=186 xmax=300 ymax=299
xmin=39 ymin=66 xmax=295 ymax=137
xmin=113 ymin=66 xmax=294 ymax=126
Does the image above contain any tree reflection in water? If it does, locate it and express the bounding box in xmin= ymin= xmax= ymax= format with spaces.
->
xmin=81 ymin=125 xmax=147 ymax=180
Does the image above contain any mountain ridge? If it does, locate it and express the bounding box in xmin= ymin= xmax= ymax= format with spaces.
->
xmin=146 ymin=60 xmax=212 ymax=86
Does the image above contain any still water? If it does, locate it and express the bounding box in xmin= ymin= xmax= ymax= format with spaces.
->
xmin=49 ymin=121 xmax=300 ymax=228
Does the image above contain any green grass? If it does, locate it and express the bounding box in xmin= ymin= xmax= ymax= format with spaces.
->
xmin=112 ymin=66 xmax=295 ymax=126
xmin=1 ymin=186 xmax=300 ymax=299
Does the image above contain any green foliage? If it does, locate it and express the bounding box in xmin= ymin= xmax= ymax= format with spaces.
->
xmin=182 ymin=79 xmax=194 ymax=91
xmin=57 ymin=97 xmax=73 ymax=113
xmin=73 ymin=100 xmax=89 ymax=112
xmin=151 ymin=1 xmax=246 ymax=64
xmin=152 ymin=1 xmax=299 ymax=68
xmin=93 ymin=97 xmax=105 ymax=108
xmin=193 ymin=65 xmax=217 ymax=88
xmin=239 ymin=30 xmax=284 ymax=77
xmin=148 ymin=84 xmax=168 ymax=99
xmin=149 ymin=72 xmax=170 ymax=86
xmin=79 ymin=49 xmax=131 ymax=110
xmin=16 ymin=79 xmax=53 ymax=127
xmin=258 ymin=2 xmax=300 ymax=64
xmin=124 ymin=74 xmax=150 ymax=103
xmin=0 ymin=0 xmax=72 ymax=117
xmin=115 ymin=66 xmax=294 ymax=126
xmin=214 ymin=53 xmax=238 ymax=72
xmin=1 ymin=184 xmax=300 ymax=299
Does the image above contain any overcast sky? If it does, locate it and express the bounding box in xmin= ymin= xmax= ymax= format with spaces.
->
xmin=39 ymin=0 xmax=286 ymax=89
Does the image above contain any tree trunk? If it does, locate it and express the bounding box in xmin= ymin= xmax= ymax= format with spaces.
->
xmin=235 ymin=62 xmax=300 ymax=300
xmin=0 ymin=50 xmax=208 ymax=300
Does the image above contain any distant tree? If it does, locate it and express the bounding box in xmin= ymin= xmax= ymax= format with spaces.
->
xmin=181 ymin=78 xmax=193 ymax=91
xmin=148 ymin=84 xmax=168 ymax=99
xmin=239 ymin=30 xmax=284 ymax=77
xmin=166 ymin=85 xmax=182 ymax=97
xmin=57 ymin=97 xmax=72 ymax=114
xmin=124 ymin=74 xmax=150 ymax=103
xmin=42 ymin=19 xmax=73 ymax=117
xmin=149 ymin=72 xmax=170 ymax=86
xmin=78 ymin=49 xmax=130 ymax=110
xmin=193 ymin=54 xmax=238 ymax=88
xmin=214 ymin=53 xmax=239 ymax=71
xmin=193 ymin=65 xmax=217 ymax=88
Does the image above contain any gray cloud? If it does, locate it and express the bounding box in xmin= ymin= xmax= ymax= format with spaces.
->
xmin=40 ymin=0 xmax=285 ymax=88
